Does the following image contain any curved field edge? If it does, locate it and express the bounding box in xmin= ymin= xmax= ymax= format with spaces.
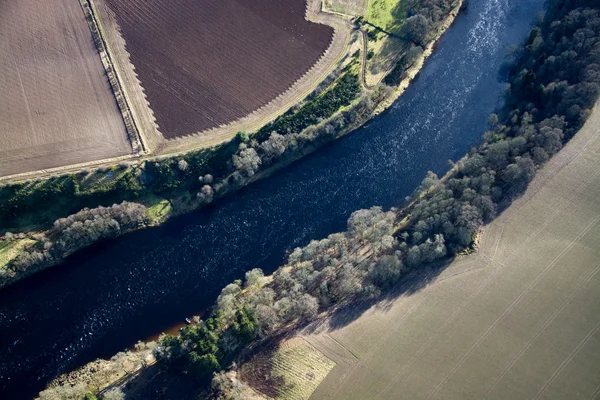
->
xmin=159 ymin=0 xmax=352 ymax=152
xmin=0 ymin=2 xmax=464 ymax=289
xmin=0 ymin=0 xmax=351 ymax=181
xmin=92 ymin=0 xmax=352 ymax=154
xmin=303 ymin=103 xmax=600 ymax=400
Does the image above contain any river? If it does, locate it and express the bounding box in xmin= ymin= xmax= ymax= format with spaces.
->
xmin=0 ymin=0 xmax=544 ymax=398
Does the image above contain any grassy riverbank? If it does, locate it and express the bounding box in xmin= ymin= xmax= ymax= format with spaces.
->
xmin=0 ymin=1 xmax=464 ymax=291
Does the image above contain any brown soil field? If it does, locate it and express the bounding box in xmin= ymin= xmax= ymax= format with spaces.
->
xmin=299 ymin=107 xmax=600 ymax=399
xmin=102 ymin=0 xmax=334 ymax=140
xmin=0 ymin=0 xmax=132 ymax=178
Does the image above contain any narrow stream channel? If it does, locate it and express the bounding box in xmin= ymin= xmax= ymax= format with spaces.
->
xmin=0 ymin=1 xmax=544 ymax=398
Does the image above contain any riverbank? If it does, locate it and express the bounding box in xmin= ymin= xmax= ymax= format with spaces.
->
xmin=0 ymin=0 xmax=549 ymax=397
xmin=36 ymin=1 xmax=600 ymax=397
xmin=0 ymin=1 xmax=464 ymax=292
xmin=302 ymin=100 xmax=600 ymax=400
xmin=373 ymin=1 xmax=463 ymax=114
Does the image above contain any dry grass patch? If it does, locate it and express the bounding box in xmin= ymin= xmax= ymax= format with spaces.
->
xmin=324 ymin=0 xmax=369 ymax=16
xmin=47 ymin=343 xmax=157 ymax=395
xmin=241 ymin=338 xmax=335 ymax=400
xmin=0 ymin=238 xmax=35 ymax=270
xmin=365 ymin=31 xmax=408 ymax=86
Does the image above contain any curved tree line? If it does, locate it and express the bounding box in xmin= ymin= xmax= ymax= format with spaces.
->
xmin=36 ymin=0 xmax=600 ymax=398
xmin=158 ymin=1 xmax=600 ymax=398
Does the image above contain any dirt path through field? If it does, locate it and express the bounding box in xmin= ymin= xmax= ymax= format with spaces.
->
xmin=303 ymin=106 xmax=600 ymax=400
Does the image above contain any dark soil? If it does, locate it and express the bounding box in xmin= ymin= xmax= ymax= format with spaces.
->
xmin=105 ymin=0 xmax=334 ymax=139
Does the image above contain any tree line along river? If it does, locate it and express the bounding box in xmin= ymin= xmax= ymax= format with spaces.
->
xmin=0 ymin=0 xmax=544 ymax=398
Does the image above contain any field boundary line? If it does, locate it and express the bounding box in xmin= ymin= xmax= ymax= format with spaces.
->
xmin=78 ymin=0 xmax=145 ymax=155
xmin=374 ymin=258 xmax=505 ymax=399
xmin=13 ymin=61 xmax=38 ymax=140
xmin=485 ymin=145 xmax=600 ymax=265
xmin=588 ymin=381 xmax=600 ymax=400
xmin=321 ymin=334 xmax=359 ymax=360
xmin=484 ymin=260 xmax=600 ymax=398
xmin=90 ymin=0 xmax=164 ymax=152
xmin=533 ymin=317 xmax=600 ymax=400
xmin=311 ymin=296 xmax=423 ymax=399
xmin=425 ymin=214 xmax=600 ymax=400
xmin=430 ymin=255 xmax=494 ymax=283
xmin=376 ymin=166 xmax=600 ymax=399
xmin=351 ymin=292 xmax=423 ymax=349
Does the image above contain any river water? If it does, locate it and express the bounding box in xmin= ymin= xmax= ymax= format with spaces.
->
xmin=0 ymin=0 xmax=544 ymax=398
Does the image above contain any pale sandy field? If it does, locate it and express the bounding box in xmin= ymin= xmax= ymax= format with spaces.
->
xmin=303 ymin=108 xmax=600 ymax=400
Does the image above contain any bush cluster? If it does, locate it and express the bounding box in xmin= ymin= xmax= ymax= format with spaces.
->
xmin=214 ymin=86 xmax=390 ymax=195
xmin=254 ymin=71 xmax=361 ymax=141
xmin=6 ymin=202 xmax=148 ymax=278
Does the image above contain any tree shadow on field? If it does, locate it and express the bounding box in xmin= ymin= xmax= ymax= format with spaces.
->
xmin=304 ymin=257 xmax=455 ymax=334
xmin=237 ymin=332 xmax=293 ymax=399
xmin=369 ymin=35 xmax=408 ymax=76
xmin=116 ymin=362 xmax=205 ymax=400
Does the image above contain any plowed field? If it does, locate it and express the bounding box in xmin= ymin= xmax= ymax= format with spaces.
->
xmin=103 ymin=0 xmax=334 ymax=139
xmin=0 ymin=0 xmax=131 ymax=178
xmin=305 ymin=107 xmax=600 ymax=400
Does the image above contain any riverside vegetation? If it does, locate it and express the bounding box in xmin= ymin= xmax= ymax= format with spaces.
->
xmin=0 ymin=0 xmax=462 ymax=289
xmin=38 ymin=0 xmax=600 ymax=398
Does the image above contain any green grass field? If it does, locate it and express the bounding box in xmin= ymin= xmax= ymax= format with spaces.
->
xmin=365 ymin=0 xmax=408 ymax=34
xmin=301 ymin=107 xmax=600 ymax=399
xmin=362 ymin=0 xmax=411 ymax=86
xmin=0 ymin=238 xmax=34 ymax=268
xmin=144 ymin=195 xmax=173 ymax=225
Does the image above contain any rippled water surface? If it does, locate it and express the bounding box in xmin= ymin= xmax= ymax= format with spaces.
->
xmin=0 ymin=0 xmax=544 ymax=398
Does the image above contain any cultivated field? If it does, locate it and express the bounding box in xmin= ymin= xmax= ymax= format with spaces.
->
xmin=300 ymin=108 xmax=600 ymax=399
xmin=97 ymin=0 xmax=335 ymax=142
xmin=0 ymin=0 xmax=132 ymax=178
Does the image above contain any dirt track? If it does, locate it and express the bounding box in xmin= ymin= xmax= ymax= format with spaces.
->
xmin=304 ymin=106 xmax=600 ymax=399
xmin=0 ymin=0 xmax=131 ymax=178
